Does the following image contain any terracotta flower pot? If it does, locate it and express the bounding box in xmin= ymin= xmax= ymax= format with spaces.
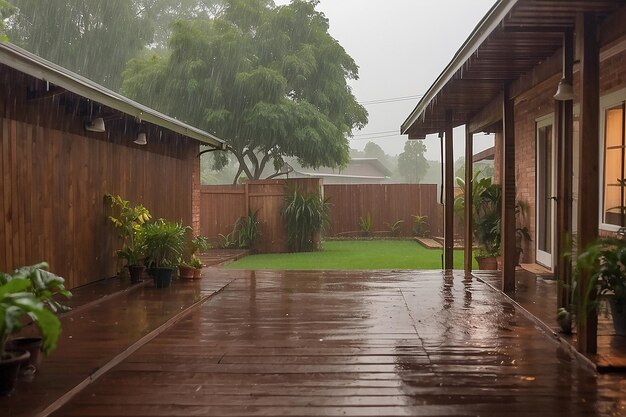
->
xmin=476 ymin=256 xmax=498 ymax=270
xmin=193 ymin=268 xmax=202 ymax=279
xmin=179 ymin=265 xmax=195 ymax=280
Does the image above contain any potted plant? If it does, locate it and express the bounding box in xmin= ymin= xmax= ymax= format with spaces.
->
xmin=4 ymin=263 xmax=71 ymax=376
xmin=575 ymin=237 xmax=626 ymax=336
xmin=105 ymin=194 xmax=152 ymax=283
xmin=191 ymin=255 xmax=204 ymax=279
xmin=0 ymin=265 xmax=64 ymax=395
xmin=179 ymin=234 xmax=210 ymax=280
xmin=143 ymin=220 xmax=188 ymax=288
xmin=472 ymin=178 xmax=502 ymax=270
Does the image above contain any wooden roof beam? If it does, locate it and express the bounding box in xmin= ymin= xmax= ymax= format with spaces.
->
xmin=468 ymin=91 xmax=504 ymax=133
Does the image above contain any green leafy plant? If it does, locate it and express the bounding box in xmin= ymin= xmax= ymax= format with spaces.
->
xmin=283 ymin=187 xmax=331 ymax=252
xmin=411 ymin=215 xmax=429 ymax=237
xmin=190 ymin=255 xmax=203 ymax=269
xmin=218 ymin=226 xmax=239 ymax=249
xmin=190 ymin=235 xmax=210 ymax=254
xmin=385 ymin=219 xmax=405 ymax=237
xmin=358 ymin=213 xmax=373 ymax=237
xmin=454 ymin=175 xmax=501 ymax=258
xmin=237 ymin=209 xmax=261 ymax=249
xmin=143 ymin=219 xmax=189 ymax=268
xmin=104 ymin=194 xmax=152 ymax=266
xmin=7 ymin=262 xmax=72 ymax=315
xmin=515 ymin=200 xmax=532 ymax=255
xmin=0 ymin=264 xmax=67 ymax=358
xmin=575 ymin=237 xmax=626 ymax=322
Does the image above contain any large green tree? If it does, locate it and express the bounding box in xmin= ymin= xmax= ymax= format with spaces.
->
xmin=122 ymin=0 xmax=368 ymax=182
xmin=0 ymin=1 xmax=15 ymax=40
xmin=5 ymin=0 xmax=222 ymax=90
xmin=397 ymin=140 xmax=428 ymax=183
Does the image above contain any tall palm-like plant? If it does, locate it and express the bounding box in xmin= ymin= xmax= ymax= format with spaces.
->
xmin=282 ymin=188 xmax=331 ymax=252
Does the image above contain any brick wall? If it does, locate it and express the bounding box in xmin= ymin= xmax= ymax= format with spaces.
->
xmin=507 ymin=38 xmax=626 ymax=265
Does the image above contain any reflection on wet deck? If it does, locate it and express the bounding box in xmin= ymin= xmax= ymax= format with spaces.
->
xmin=54 ymin=270 xmax=625 ymax=417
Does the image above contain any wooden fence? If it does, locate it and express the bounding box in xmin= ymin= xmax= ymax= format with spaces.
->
xmin=200 ymin=179 xmax=321 ymax=253
xmin=200 ymin=182 xmax=441 ymax=252
xmin=324 ymin=184 xmax=441 ymax=237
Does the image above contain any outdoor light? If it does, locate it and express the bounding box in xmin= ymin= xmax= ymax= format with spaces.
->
xmin=554 ymin=78 xmax=574 ymax=101
xmin=134 ymin=132 xmax=147 ymax=145
xmin=84 ymin=117 xmax=106 ymax=132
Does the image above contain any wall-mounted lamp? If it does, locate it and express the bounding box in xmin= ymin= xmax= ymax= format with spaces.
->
xmin=85 ymin=117 xmax=106 ymax=132
xmin=134 ymin=132 xmax=147 ymax=145
xmin=554 ymin=78 xmax=574 ymax=101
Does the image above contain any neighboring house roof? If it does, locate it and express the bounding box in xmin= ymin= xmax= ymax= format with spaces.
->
xmin=0 ymin=42 xmax=225 ymax=148
xmin=288 ymin=158 xmax=392 ymax=180
xmin=401 ymin=0 xmax=626 ymax=139
xmin=473 ymin=147 xmax=495 ymax=163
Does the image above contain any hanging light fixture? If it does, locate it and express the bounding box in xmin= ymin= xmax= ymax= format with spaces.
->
xmin=554 ymin=77 xmax=574 ymax=101
xmin=134 ymin=132 xmax=147 ymax=145
xmin=84 ymin=117 xmax=106 ymax=132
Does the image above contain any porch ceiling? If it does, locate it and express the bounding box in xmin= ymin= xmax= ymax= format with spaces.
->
xmin=401 ymin=0 xmax=626 ymax=139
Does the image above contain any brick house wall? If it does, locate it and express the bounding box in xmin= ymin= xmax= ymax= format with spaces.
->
xmin=503 ymin=36 xmax=626 ymax=266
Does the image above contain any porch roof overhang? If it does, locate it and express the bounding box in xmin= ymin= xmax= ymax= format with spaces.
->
xmin=0 ymin=42 xmax=226 ymax=149
xmin=401 ymin=0 xmax=626 ymax=139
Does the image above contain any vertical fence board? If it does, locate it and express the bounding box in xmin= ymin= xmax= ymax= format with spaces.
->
xmin=200 ymin=182 xmax=442 ymax=251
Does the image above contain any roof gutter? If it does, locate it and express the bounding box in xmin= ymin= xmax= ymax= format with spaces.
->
xmin=0 ymin=42 xmax=226 ymax=149
xmin=400 ymin=0 xmax=519 ymax=135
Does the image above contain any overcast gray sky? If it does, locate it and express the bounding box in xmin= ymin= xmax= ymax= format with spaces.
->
xmin=275 ymin=0 xmax=497 ymax=160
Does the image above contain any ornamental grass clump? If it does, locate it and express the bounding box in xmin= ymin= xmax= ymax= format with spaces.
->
xmin=282 ymin=187 xmax=331 ymax=252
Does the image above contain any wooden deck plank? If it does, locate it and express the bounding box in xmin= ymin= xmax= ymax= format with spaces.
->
xmin=52 ymin=271 xmax=626 ymax=417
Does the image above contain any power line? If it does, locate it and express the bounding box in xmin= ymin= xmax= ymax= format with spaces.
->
xmin=352 ymin=130 xmax=398 ymax=137
xmin=358 ymin=94 xmax=424 ymax=105
xmin=349 ymin=133 xmax=405 ymax=141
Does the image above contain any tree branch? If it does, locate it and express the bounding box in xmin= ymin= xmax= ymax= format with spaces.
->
xmin=233 ymin=150 xmax=253 ymax=181
xmin=258 ymin=151 xmax=272 ymax=177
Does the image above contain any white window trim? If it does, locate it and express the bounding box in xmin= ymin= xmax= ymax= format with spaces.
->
xmin=535 ymin=113 xmax=555 ymax=269
xmin=599 ymin=87 xmax=626 ymax=232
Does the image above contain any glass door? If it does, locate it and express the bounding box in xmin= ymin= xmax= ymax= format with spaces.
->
xmin=536 ymin=117 xmax=555 ymax=269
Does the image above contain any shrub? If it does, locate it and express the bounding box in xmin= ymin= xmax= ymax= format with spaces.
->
xmin=283 ymin=187 xmax=330 ymax=252
xmin=358 ymin=213 xmax=373 ymax=237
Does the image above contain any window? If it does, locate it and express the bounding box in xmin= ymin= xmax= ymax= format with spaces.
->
xmin=602 ymin=103 xmax=626 ymax=227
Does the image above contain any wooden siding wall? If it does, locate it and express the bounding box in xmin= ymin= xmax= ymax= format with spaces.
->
xmin=324 ymin=184 xmax=441 ymax=237
xmin=200 ymin=179 xmax=321 ymax=253
xmin=0 ymin=66 xmax=198 ymax=289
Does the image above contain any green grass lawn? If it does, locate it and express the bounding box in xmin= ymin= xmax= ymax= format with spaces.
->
xmin=226 ymin=240 xmax=477 ymax=270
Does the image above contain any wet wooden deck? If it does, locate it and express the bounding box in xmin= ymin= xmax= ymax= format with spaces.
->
xmin=28 ymin=270 xmax=625 ymax=417
xmin=476 ymin=269 xmax=626 ymax=372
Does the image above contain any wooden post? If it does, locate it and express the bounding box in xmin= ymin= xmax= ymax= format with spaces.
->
xmin=556 ymin=28 xmax=574 ymax=312
xmin=444 ymin=110 xmax=454 ymax=270
xmin=576 ymin=13 xmax=599 ymax=354
xmin=464 ymin=125 xmax=474 ymax=274
xmin=502 ymin=86 xmax=516 ymax=293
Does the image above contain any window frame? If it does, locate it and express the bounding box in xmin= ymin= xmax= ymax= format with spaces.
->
xmin=599 ymin=87 xmax=626 ymax=232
